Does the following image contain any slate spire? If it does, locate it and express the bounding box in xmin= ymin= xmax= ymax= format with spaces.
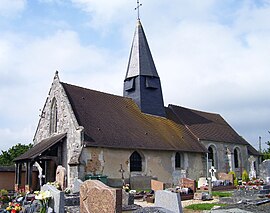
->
xmin=124 ymin=20 xmax=166 ymax=117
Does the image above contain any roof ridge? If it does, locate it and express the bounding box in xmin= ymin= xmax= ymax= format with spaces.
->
xmin=61 ymin=82 xmax=131 ymax=101
xmin=168 ymin=104 xmax=221 ymax=116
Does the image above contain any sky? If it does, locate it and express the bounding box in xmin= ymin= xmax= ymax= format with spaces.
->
xmin=0 ymin=0 xmax=269 ymax=152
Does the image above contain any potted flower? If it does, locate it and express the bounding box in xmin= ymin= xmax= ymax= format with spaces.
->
xmin=6 ymin=202 xmax=21 ymax=213
xmin=34 ymin=190 xmax=52 ymax=213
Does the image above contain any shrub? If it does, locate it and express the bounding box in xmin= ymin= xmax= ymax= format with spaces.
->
xmin=228 ymin=171 xmax=238 ymax=186
xmin=242 ymin=169 xmax=249 ymax=182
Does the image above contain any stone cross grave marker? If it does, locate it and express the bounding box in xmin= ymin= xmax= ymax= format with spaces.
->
xmin=119 ymin=164 xmax=125 ymax=186
xmin=248 ymin=155 xmax=256 ymax=179
xmin=209 ymin=166 xmax=217 ymax=181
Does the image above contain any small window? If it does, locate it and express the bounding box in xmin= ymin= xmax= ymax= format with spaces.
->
xmin=50 ymin=98 xmax=58 ymax=134
xmin=175 ymin=152 xmax=182 ymax=169
xmin=234 ymin=148 xmax=239 ymax=168
xmin=130 ymin=151 xmax=142 ymax=172
xmin=124 ymin=78 xmax=135 ymax=91
xmin=146 ymin=77 xmax=158 ymax=89
xmin=208 ymin=146 xmax=214 ymax=167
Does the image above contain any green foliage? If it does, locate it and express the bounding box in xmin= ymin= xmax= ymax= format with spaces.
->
xmin=0 ymin=189 xmax=9 ymax=203
xmin=185 ymin=203 xmax=227 ymax=210
xmin=0 ymin=143 xmax=32 ymax=166
xmin=228 ymin=171 xmax=238 ymax=186
xmin=242 ymin=169 xmax=249 ymax=182
xmin=212 ymin=191 xmax=232 ymax=197
xmin=262 ymin=139 xmax=270 ymax=160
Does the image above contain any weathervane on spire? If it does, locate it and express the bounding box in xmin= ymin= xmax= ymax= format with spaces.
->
xmin=135 ymin=0 xmax=142 ymax=20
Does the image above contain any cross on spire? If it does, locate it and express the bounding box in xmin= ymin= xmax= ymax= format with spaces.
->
xmin=135 ymin=0 xmax=142 ymax=20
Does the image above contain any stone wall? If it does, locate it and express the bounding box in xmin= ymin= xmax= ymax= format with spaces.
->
xmin=200 ymin=140 xmax=249 ymax=177
xmin=80 ymin=147 xmax=204 ymax=187
xmin=33 ymin=72 xmax=83 ymax=187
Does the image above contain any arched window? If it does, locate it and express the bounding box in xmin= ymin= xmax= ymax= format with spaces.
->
xmin=50 ymin=98 xmax=58 ymax=134
xmin=175 ymin=152 xmax=183 ymax=169
xmin=234 ymin=148 xmax=240 ymax=168
xmin=130 ymin=151 xmax=142 ymax=172
xmin=208 ymin=146 xmax=215 ymax=167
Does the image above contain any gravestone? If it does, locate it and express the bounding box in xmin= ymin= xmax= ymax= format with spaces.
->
xmin=154 ymin=190 xmax=183 ymax=213
xmin=248 ymin=156 xmax=256 ymax=179
xmin=55 ymin=165 xmax=66 ymax=190
xmin=130 ymin=176 xmax=153 ymax=190
xmin=179 ymin=178 xmax=196 ymax=193
xmin=259 ymin=159 xmax=270 ymax=183
xmin=218 ymin=172 xmax=234 ymax=184
xmin=80 ymin=180 xmax=122 ymax=213
xmin=72 ymin=178 xmax=83 ymax=193
xmin=151 ymin=179 xmax=165 ymax=191
xmin=198 ymin=177 xmax=207 ymax=189
xmin=122 ymin=190 xmax=134 ymax=205
xmin=41 ymin=184 xmax=65 ymax=213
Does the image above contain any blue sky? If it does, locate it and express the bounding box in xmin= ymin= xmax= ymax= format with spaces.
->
xmin=0 ymin=0 xmax=270 ymax=152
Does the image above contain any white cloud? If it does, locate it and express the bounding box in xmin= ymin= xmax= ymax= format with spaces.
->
xmin=0 ymin=29 xmax=125 ymax=150
xmin=1 ymin=0 xmax=270 ymax=151
xmin=0 ymin=127 xmax=33 ymax=151
xmin=71 ymin=0 xmax=134 ymax=30
xmin=0 ymin=0 xmax=26 ymax=17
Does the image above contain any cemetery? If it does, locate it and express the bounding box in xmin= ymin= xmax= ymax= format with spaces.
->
xmin=0 ymin=159 xmax=270 ymax=213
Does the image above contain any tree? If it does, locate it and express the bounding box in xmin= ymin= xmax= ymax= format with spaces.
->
xmin=0 ymin=143 xmax=33 ymax=166
xmin=262 ymin=140 xmax=270 ymax=160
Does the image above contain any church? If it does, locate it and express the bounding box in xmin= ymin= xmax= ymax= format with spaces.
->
xmin=14 ymin=18 xmax=260 ymax=191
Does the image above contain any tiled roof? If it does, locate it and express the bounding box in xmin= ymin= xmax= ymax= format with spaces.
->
xmin=125 ymin=20 xmax=159 ymax=79
xmin=61 ymin=83 xmax=207 ymax=153
xmin=167 ymin=104 xmax=250 ymax=145
xmin=247 ymin=144 xmax=261 ymax=156
xmin=14 ymin=133 xmax=66 ymax=162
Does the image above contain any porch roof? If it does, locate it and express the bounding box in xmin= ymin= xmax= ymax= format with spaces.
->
xmin=14 ymin=133 xmax=66 ymax=162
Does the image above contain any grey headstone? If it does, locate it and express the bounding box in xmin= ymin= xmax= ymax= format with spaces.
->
xmin=133 ymin=207 xmax=174 ymax=213
xmin=259 ymin=160 xmax=270 ymax=183
xmin=42 ymin=184 xmax=65 ymax=213
xmin=130 ymin=176 xmax=153 ymax=190
xmin=154 ymin=190 xmax=183 ymax=213
xmin=72 ymin=178 xmax=83 ymax=193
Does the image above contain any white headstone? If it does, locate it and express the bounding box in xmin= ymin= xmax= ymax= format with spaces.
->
xmin=209 ymin=166 xmax=217 ymax=181
xmin=248 ymin=156 xmax=256 ymax=179
xmin=198 ymin=177 xmax=208 ymax=189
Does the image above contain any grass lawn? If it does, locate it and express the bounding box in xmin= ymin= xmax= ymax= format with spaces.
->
xmin=212 ymin=191 xmax=233 ymax=197
xmin=185 ymin=203 xmax=227 ymax=210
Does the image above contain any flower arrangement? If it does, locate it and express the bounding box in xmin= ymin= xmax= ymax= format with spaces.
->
xmin=47 ymin=182 xmax=61 ymax=190
xmin=5 ymin=202 xmax=21 ymax=213
xmin=34 ymin=190 xmax=52 ymax=213
xmin=247 ymin=178 xmax=264 ymax=186
xmin=0 ymin=189 xmax=9 ymax=204
xmin=123 ymin=184 xmax=130 ymax=192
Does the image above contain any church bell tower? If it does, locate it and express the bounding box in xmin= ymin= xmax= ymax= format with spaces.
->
xmin=123 ymin=19 xmax=166 ymax=117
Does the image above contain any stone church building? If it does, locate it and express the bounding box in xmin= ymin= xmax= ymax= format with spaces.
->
xmin=15 ymin=20 xmax=260 ymax=191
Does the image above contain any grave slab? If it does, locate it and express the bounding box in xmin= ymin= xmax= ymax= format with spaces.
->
xmin=154 ymin=190 xmax=183 ymax=213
